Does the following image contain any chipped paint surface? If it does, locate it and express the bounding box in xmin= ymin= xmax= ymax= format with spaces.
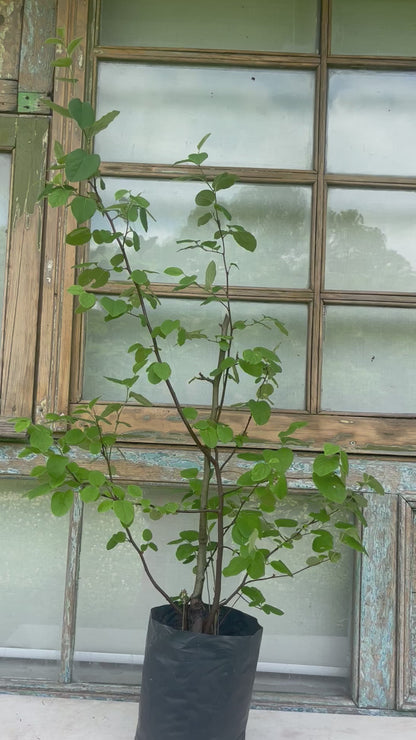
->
xmin=0 ymin=0 xmax=24 ymax=79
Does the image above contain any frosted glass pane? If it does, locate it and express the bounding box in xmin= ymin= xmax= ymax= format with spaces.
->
xmin=0 ymin=153 xmax=11 ymax=327
xmin=74 ymin=490 xmax=352 ymax=684
xmin=325 ymin=188 xmax=416 ymax=292
xmin=83 ymin=299 xmax=307 ymax=410
xmin=0 ymin=479 xmax=68 ymax=680
xmin=100 ymin=0 xmax=319 ymax=53
xmin=321 ymin=306 xmax=416 ymax=413
xmin=90 ymin=179 xmax=312 ymax=289
xmin=95 ymin=63 xmax=315 ymax=169
xmin=331 ymin=0 xmax=416 ymax=57
xmin=327 ymin=70 xmax=416 ymax=176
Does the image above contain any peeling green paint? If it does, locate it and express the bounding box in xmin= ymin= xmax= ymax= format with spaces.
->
xmin=18 ymin=91 xmax=51 ymax=114
xmin=0 ymin=0 xmax=24 ymax=79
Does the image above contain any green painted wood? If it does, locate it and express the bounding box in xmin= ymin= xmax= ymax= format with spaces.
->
xmin=356 ymin=493 xmax=398 ymax=709
xmin=18 ymin=0 xmax=57 ymax=99
xmin=18 ymin=91 xmax=51 ymax=114
xmin=0 ymin=115 xmax=17 ymax=148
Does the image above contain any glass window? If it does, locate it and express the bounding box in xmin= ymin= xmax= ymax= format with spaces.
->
xmin=0 ymin=479 xmax=68 ymax=680
xmin=100 ymin=0 xmax=320 ymax=53
xmin=83 ymin=299 xmax=308 ymax=410
xmin=95 ymin=63 xmax=315 ymax=170
xmin=0 ymin=153 xmax=11 ymax=328
xmin=326 ymin=70 xmax=416 ymax=176
xmin=90 ymin=179 xmax=312 ymax=289
xmin=321 ymin=306 xmax=416 ymax=413
xmin=325 ymin=188 xmax=416 ymax=292
xmin=331 ymin=0 xmax=416 ymax=57
xmin=73 ymin=490 xmax=353 ymax=687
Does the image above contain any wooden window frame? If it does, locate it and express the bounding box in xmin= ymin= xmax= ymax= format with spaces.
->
xmin=40 ymin=0 xmax=416 ymax=456
xmin=0 ymin=113 xmax=48 ymax=430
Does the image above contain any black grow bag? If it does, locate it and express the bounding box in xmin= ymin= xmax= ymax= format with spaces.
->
xmin=135 ymin=604 xmax=263 ymax=740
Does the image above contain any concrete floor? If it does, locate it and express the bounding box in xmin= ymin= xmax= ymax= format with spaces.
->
xmin=2 ymin=694 xmax=416 ymax=739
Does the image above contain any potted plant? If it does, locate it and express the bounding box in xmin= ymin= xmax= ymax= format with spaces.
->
xmin=15 ymin=34 xmax=384 ymax=740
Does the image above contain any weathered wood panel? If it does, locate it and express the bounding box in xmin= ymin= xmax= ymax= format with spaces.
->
xmin=18 ymin=0 xmax=57 ymax=113
xmin=0 ymin=0 xmax=24 ymax=80
xmin=1 ymin=115 xmax=49 ymax=419
xmin=355 ymin=493 xmax=398 ymax=709
xmin=35 ymin=0 xmax=89 ymax=420
xmin=397 ymin=494 xmax=416 ymax=709
xmin=67 ymin=403 xmax=416 ymax=457
xmin=0 ymin=79 xmax=18 ymax=112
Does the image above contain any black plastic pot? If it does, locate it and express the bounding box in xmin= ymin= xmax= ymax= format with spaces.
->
xmin=135 ymin=604 xmax=263 ymax=740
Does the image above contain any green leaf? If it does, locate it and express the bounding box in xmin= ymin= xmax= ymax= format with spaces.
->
xmin=217 ymin=424 xmax=234 ymax=444
xmin=182 ymin=407 xmax=198 ymax=420
xmin=323 ymin=443 xmax=341 ymax=456
xmin=312 ymin=530 xmax=334 ymax=553
xmin=264 ymin=447 xmax=294 ymax=473
xmin=67 ymin=37 xmax=83 ymax=55
xmin=77 ymin=292 xmax=96 ymax=310
xmin=80 ymin=485 xmax=100 ymax=503
xmin=113 ymin=500 xmax=134 ymax=527
xmin=100 ymin=296 xmax=129 ymax=318
xmin=44 ymin=100 xmax=71 ymax=118
xmin=313 ymin=472 xmax=347 ymax=503
xmin=180 ymin=468 xmax=199 ymax=479
xmin=270 ymin=560 xmax=293 ymax=576
xmin=46 ymin=454 xmax=68 ymax=480
xmin=52 ymin=56 xmax=73 ymax=68
xmin=84 ymin=110 xmax=119 ymax=139
xmin=66 ymin=227 xmax=91 ymax=246
xmin=212 ymin=173 xmax=237 ymax=191
xmin=65 ymin=149 xmax=101 ymax=182
xmin=176 ymin=543 xmax=195 ymax=561
xmin=232 ymin=229 xmax=257 ymax=252
xmin=274 ymin=518 xmax=298 ymax=528
xmin=262 ymin=604 xmax=284 ymax=616
xmin=272 ymin=476 xmax=288 ymax=500
xmin=205 ymin=260 xmax=216 ymax=289
xmin=147 ymin=362 xmax=171 ymax=382
xmin=247 ymin=550 xmax=266 ymax=579
xmin=48 ymin=186 xmax=74 ymax=207
xmin=51 ymin=490 xmax=74 ymax=517
xmin=29 ymin=425 xmax=53 ymax=453
xmin=106 ymin=531 xmax=127 ymax=550
xmin=130 ymin=269 xmax=149 ymax=286
xmin=129 ymin=391 xmax=153 ymax=406
xmin=248 ymin=400 xmax=271 ymax=426
xmin=68 ymin=98 xmax=95 ymax=129
xmin=223 ymin=556 xmax=248 ymax=577
xmin=88 ymin=470 xmax=106 ymax=486
xmin=197 ymin=212 xmax=212 ymax=227
xmin=313 ymin=454 xmax=339 ymax=477
xmin=142 ymin=528 xmax=153 ymax=542
xmin=251 ymin=462 xmax=271 ymax=482
xmin=197 ymin=133 xmax=211 ymax=150
xmin=14 ymin=417 xmax=31 ymax=433
xmin=26 ymin=482 xmax=52 ymax=499
xmin=164 ymin=267 xmax=183 ymax=276
xmin=159 ymin=319 xmax=179 ymax=337
xmin=70 ymin=196 xmax=97 ymax=224
xmin=341 ymin=534 xmax=367 ymax=554
xmin=195 ymin=190 xmax=215 ymax=207
xmin=188 ymin=152 xmax=208 ymax=165
xmin=363 ymin=474 xmax=384 ymax=496
xmin=241 ymin=586 xmax=265 ymax=605
xmin=127 ymin=485 xmax=143 ymax=498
